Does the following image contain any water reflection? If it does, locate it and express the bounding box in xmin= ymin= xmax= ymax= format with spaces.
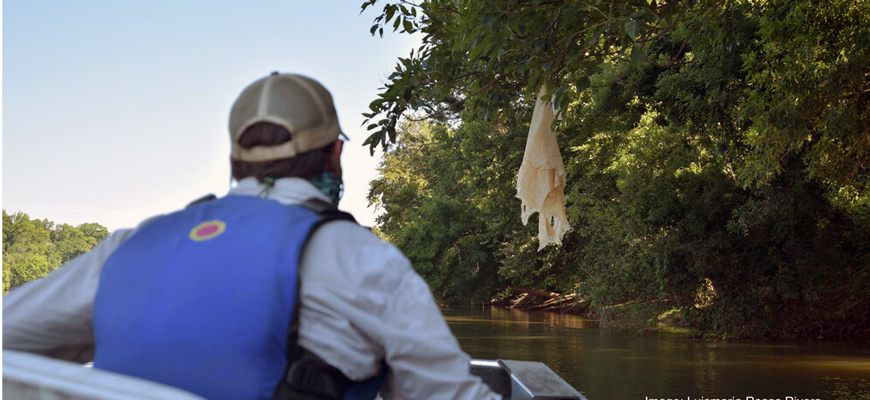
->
xmin=443 ymin=307 xmax=870 ymax=400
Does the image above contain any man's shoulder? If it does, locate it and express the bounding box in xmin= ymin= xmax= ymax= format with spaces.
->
xmin=311 ymin=219 xmax=393 ymax=249
xmin=304 ymin=219 xmax=410 ymax=276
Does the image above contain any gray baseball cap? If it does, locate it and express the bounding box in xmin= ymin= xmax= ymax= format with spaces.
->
xmin=229 ymin=72 xmax=345 ymax=162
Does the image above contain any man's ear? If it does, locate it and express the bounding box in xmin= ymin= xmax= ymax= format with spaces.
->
xmin=329 ymin=139 xmax=343 ymax=176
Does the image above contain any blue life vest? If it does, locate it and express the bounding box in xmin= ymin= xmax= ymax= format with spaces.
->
xmin=93 ymin=195 xmax=326 ymax=400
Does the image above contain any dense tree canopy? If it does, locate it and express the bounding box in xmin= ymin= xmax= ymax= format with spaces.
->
xmin=364 ymin=0 xmax=870 ymax=339
xmin=3 ymin=210 xmax=109 ymax=292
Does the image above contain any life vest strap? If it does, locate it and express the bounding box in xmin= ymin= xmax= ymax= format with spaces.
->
xmin=272 ymin=347 xmax=352 ymax=400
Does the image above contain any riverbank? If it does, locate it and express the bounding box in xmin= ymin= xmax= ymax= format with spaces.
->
xmin=489 ymin=289 xmax=680 ymax=334
xmin=490 ymin=288 xmax=870 ymax=342
xmin=491 ymin=287 xmax=592 ymax=316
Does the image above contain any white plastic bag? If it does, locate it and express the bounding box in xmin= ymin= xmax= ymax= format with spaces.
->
xmin=516 ymin=86 xmax=571 ymax=250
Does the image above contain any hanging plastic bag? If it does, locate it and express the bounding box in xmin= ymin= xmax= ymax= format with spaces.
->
xmin=516 ymin=86 xmax=570 ymax=250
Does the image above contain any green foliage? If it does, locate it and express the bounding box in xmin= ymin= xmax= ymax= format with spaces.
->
xmin=360 ymin=0 xmax=725 ymax=154
xmin=369 ymin=119 xmax=530 ymax=303
xmin=363 ymin=0 xmax=870 ymax=340
xmin=2 ymin=210 xmax=109 ymax=292
xmin=738 ymin=0 xmax=870 ymax=195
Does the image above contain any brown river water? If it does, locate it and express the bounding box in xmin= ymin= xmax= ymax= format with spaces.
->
xmin=442 ymin=307 xmax=870 ymax=400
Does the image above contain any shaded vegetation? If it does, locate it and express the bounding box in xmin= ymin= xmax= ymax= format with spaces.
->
xmin=364 ymin=0 xmax=870 ymax=340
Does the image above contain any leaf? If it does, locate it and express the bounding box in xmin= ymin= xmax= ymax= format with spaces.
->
xmin=388 ymin=126 xmax=397 ymax=143
xmin=625 ymin=20 xmax=639 ymax=41
xmin=575 ymin=76 xmax=591 ymax=92
xmin=385 ymin=4 xmax=396 ymax=23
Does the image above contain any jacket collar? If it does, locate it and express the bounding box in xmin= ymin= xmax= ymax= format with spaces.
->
xmin=228 ymin=177 xmax=332 ymax=206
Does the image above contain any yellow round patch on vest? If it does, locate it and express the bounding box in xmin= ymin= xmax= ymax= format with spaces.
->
xmin=189 ymin=220 xmax=226 ymax=242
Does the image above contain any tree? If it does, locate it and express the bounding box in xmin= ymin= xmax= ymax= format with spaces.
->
xmin=369 ymin=120 xmax=519 ymax=303
xmin=362 ymin=0 xmax=870 ymax=339
xmin=360 ymin=0 xmax=724 ymax=152
xmin=361 ymin=0 xmax=869 ymax=202
xmin=50 ymin=223 xmax=103 ymax=266
xmin=3 ymin=211 xmax=53 ymax=291
xmin=3 ymin=210 xmax=110 ymax=292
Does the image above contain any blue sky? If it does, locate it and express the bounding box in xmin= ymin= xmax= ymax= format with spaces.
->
xmin=3 ymin=1 xmax=420 ymax=230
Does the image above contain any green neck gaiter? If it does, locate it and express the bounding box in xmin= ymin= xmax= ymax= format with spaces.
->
xmin=307 ymin=172 xmax=344 ymax=205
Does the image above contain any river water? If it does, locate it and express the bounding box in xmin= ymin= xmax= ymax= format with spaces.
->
xmin=442 ymin=307 xmax=870 ymax=400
